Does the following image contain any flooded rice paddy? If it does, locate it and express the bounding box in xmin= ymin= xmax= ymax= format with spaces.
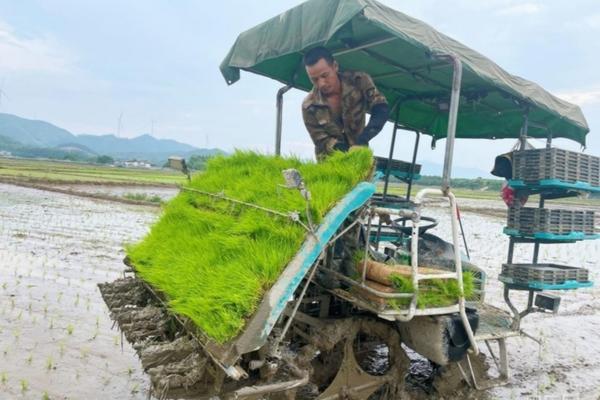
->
xmin=0 ymin=182 xmax=599 ymax=399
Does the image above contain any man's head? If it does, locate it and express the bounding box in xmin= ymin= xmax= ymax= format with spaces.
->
xmin=304 ymin=46 xmax=340 ymax=97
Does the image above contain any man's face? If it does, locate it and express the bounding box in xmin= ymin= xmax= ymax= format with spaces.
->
xmin=306 ymin=58 xmax=340 ymax=97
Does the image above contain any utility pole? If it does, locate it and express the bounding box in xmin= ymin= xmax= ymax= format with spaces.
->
xmin=0 ymin=79 xmax=8 ymax=108
xmin=117 ymin=112 xmax=123 ymax=137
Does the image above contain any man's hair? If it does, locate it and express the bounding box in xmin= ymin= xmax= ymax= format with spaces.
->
xmin=303 ymin=46 xmax=335 ymax=67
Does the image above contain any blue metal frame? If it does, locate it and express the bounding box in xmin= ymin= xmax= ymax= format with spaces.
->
xmin=509 ymin=179 xmax=600 ymax=193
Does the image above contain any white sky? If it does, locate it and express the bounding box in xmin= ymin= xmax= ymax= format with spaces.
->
xmin=1 ymin=0 xmax=599 ymax=175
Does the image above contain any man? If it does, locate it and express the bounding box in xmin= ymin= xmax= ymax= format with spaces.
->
xmin=302 ymin=46 xmax=389 ymax=159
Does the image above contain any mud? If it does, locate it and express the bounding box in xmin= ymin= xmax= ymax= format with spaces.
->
xmin=98 ymin=277 xmax=213 ymax=398
xmin=1 ymin=182 xmax=599 ymax=399
xmin=0 ymin=180 xmax=178 ymax=207
xmin=0 ymin=183 xmax=157 ymax=399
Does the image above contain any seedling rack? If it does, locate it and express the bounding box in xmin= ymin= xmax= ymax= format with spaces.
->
xmin=503 ymin=141 xmax=597 ymax=330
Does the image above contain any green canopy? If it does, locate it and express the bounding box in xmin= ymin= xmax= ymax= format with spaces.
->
xmin=221 ymin=0 xmax=589 ymax=145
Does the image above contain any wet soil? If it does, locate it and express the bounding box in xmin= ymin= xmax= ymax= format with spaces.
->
xmin=0 ymin=183 xmax=157 ymax=399
xmin=0 ymin=183 xmax=599 ymax=399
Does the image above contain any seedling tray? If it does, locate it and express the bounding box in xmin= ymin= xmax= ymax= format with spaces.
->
xmin=512 ymin=148 xmax=600 ymax=188
xmin=499 ymin=263 xmax=593 ymax=290
xmin=506 ymin=207 xmax=597 ymax=237
xmin=375 ymin=156 xmax=421 ymax=182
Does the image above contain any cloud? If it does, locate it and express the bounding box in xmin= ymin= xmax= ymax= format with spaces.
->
xmin=0 ymin=20 xmax=76 ymax=74
xmin=557 ymin=88 xmax=600 ymax=107
xmin=496 ymin=3 xmax=541 ymax=16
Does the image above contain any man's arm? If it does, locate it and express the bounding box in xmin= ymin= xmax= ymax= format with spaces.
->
xmin=355 ymin=72 xmax=389 ymax=145
xmin=356 ymin=103 xmax=389 ymax=145
xmin=302 ymin=107 xmax=347 ymax=155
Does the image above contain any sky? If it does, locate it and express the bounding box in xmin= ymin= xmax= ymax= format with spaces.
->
xmin=1 ymin=0 xmax=600 ymax=176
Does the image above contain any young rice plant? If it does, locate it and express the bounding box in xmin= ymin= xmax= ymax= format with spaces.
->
xmin=127 ymin=149 xmax=373 ymax=343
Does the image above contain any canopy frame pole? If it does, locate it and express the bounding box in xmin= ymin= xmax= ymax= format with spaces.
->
xmin=518 ymin=107 xmax=530 ymax=151
xmin=275 ymin=85 xmax=292 ymax=156
xmin=374 ymin=101 xmax=402 ymax=246
xmin=405 ymin=131 xmax=421 ymax=203
xmin=441 ymin=55 xmax=463 ymax=194
xmin=382 ymin=101 xmax=403 ymax=199
xmin=546 ymin=130 xmax=553 ymax=149
xmin=333 ymin=36 xmax=397 ymax=57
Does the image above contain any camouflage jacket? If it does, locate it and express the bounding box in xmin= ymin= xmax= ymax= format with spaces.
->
xmin=302 ymin=70 xmax=387 ymax=159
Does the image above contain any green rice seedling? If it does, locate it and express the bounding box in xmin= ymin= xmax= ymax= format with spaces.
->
xmin=20 ymin=379 xmax=28 ymax=393
xmin=80 ymin=347 xmax=89 ymax=359
xmin=127 ymin=149 xmax=373 ymax=343
xmin=388 ymin=272 xmax=475 ymax=309
xmin=26 ymin=354 xmax=33 ymax=364
xmin=42 ymin=391 xmax=50 ymax=400
xmin=1 ymin=371 xmax=6 ymax=384
xmin=46 ymin=356 xmax=54 ymax=371
xmin=66 ymin=324 xmax=74 ymax=335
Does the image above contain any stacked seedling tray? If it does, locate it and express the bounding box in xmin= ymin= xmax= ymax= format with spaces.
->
xmin=499 ymin=263 xmax=593 ymax=290
xmin=505 ymin=206 xmax=598 ymax=240
xmin=375 ymin=156 xmax=422 ymax=182
xmin=502 ymin=146 xmax=597 ymax=293
xmin=509 ymin=148 xmax=600 ymax=192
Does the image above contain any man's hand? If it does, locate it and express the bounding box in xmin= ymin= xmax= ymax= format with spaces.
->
xmin=333 ymin=141 xmax=350 ymax=152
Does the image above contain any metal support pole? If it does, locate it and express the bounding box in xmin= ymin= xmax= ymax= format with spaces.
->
xmin=507 ymin=237 xmax=515 ymax=264
xmin=275 ymin=85 xmax=292 ymax=156
xmin=382 ymin=103 xmax=402 ymax=199
xmin=519 ymin=107 xmax=530 ymax=150
xmin=405 ymin=131 xmax=421 ymax=202
xmin=376 ymin=102 xmax=402 ymax=246
xmin=441 ymin=55 xmax=463 ymax=194
xmin=532 ymin=196 xmax=545 ymax=264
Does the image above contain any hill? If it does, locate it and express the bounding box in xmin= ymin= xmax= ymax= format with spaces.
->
xmin=0 ymin=113 xmax=222 ymax=164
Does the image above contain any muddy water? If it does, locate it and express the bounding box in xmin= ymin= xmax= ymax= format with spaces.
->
xmin=0 ymin=183 xmax=599 ymax=399
xmin=50 ymin=184 xmax=178 ymax=201
xmin=0 ymin=183 xmax=158 ymax=399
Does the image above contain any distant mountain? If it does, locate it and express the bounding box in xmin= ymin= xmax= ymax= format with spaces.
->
xmin=0 ymin=113 xmax=223 ymax=164
xmin=75 ymin=133 xmax=196 ymax=154
xmin=0 ymin=113 xmax=74 ymax=147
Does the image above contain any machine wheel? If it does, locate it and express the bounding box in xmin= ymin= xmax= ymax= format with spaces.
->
xmin=303 ymin=317 xmax=409 ymax=400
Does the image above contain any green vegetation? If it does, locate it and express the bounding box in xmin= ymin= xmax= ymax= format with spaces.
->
xmin=96 ymin=155 xmax=114 ymax=164
xmin=127 ymin=149 xmax=374 ymax=343
xmin=0 ymin=157 xmax=185 ymax=185
xmin=418 ymin=175 xmax=503 ymax=191
xmin=186 ymin=154 xmax=214 ymax=171
xmin=122 ymin=193 xmax=163 ymax=203
xmin=388 ymin=271 xmax=475 ymax=309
